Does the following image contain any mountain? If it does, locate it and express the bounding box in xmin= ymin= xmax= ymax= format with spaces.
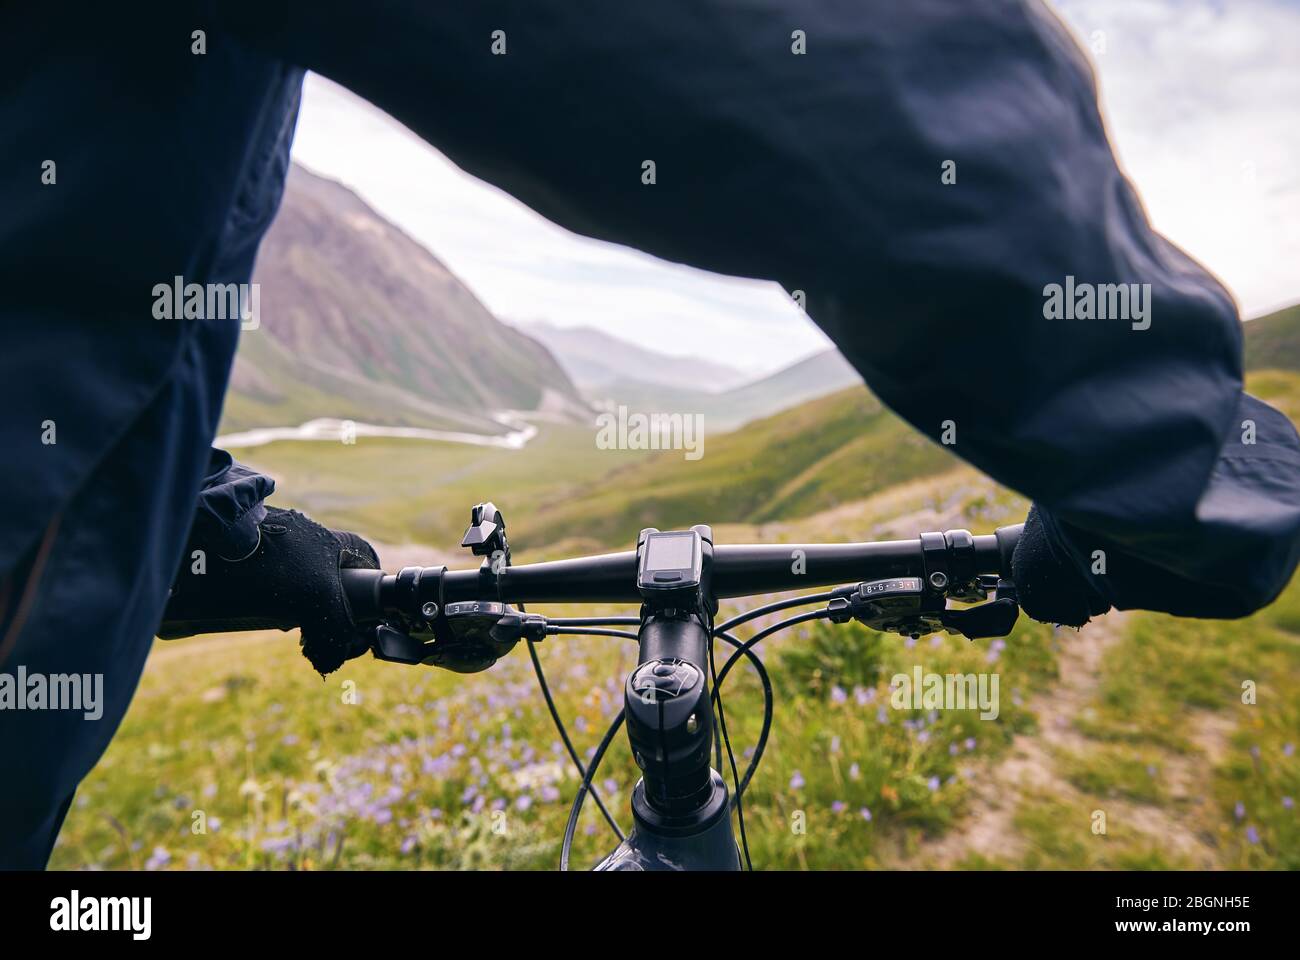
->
xmin=222 ymin=164 xmax=584 ymax=434
xmin=1244 ymin=302 xmax=1300 ymax=372
xmin=718 ymin=348 xmax=861 ymax=416
xmin=584 ymin=348 xmax=863 ymax=431
xmin=524 ymin=321 xmax=749 ymax=392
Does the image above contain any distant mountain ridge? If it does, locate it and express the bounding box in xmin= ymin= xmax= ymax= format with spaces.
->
xmin=222 ymin=164 xmax=583 ymax=434
xmin=583 ymin=347 xmax=863 ymax=431
xmin=525 ymin=321 xmax=749 ymax=392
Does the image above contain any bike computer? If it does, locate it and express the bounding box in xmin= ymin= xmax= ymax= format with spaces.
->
xmin=637 ymin=528 xmax=706 ymax=608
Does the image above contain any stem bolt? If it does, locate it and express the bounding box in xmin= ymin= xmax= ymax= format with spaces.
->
xmin=686 ymin=713 xmax=698 ymax=734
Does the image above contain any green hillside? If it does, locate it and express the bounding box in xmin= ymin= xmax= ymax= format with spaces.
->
xmin=517 ymin=386 xmax=953 ymax=548
xmin=1243 ymin=302 xmax=1300 ymax=422
xmin=1244 ymin=302 xmax=1300 ymax=372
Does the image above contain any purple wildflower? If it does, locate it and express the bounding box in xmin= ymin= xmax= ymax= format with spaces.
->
xmin=144 ymin=847 xmax=171 ymax=871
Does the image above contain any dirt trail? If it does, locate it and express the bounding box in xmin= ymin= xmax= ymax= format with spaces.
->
xmin=909 ymin=611 xmax=1226 ymax=868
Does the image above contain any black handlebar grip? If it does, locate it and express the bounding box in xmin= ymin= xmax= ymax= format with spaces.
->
xmin=341 ymin=567 xmax=384 ymax=624
xmin=994 ymin=524 xmax=1024 ymax=578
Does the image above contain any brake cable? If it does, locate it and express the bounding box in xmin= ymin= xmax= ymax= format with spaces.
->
xmin=708 ymin=612 xmax=752 ymax=870
xmin=715 ymin=591 xmax=837 ymax=634
xmin=549 ymin=616 xmax=640 ymax=627
xmin=526 ymin=635 xmax=627 ymax=843
xmin=559 ymin=706 xmax=626 ymax=871
xmin=552 ymin=594 xmax=837 ymax=869
xmin=545 ymin=626 xmax=639 ymax=642
xmin=714 ymin=608 xmax=833 ymax=692
xmin=713 ymin=629 xmax=773 ymax=803
xmin=557 ymin=628 xmax=771 ymax=870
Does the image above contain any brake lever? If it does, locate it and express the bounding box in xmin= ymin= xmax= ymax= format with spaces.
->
xmin=827 ymin=576 xmax=1019 ymax=640
xmin=937 ymin=595 xmax=1019 ymax=639
xmin=371 ymin=623 xmax=431 ymax=665
xmin=370 ymin=601 xmax=548 ymax=671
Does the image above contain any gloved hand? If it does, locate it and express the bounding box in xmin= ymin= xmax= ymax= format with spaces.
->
xmin=1011 ymin=504 xmax=1111 ymax=628
xmin=158 ymin=507 xmax=380 ymax=674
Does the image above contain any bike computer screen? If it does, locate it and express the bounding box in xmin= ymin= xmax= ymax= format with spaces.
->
xmin=637 ymin=530 xmax=703 ymax=603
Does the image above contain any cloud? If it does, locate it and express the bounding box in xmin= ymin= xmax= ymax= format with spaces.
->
xmin=1049 ymin=0 xmax=1300 ymax=316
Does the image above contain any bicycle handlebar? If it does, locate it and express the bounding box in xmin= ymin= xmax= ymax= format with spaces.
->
xmin=342 ymin=524 xmax=1023 ymax=623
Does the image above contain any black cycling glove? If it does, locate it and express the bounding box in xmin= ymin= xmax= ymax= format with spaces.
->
xmin=158 ymin=507 xmax=380 ymax=675
xmin=1011 ymin=504 xmax=1111 ymax=628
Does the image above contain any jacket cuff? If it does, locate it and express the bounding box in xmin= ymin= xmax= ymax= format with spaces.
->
xmin=192 ymin=449 xmax=275 ymax=560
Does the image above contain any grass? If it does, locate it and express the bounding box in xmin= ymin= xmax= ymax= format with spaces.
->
xmin=975 ymin=572 xmax=1300 ymax=871
xmin=1056 ymin=746 xmax=1168 ymax=804
xmin=1009 ymin=794 xmax=1191 ymax=870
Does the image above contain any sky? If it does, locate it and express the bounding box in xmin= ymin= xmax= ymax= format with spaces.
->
xmin=289 ymin=0 xmax=1300 ymax=376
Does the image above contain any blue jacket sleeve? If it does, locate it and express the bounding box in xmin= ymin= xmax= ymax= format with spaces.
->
xmin=217 ymin=0 xmax=1300 ymax=615
xmin=192 ymin=449 xmax=275 ymax=561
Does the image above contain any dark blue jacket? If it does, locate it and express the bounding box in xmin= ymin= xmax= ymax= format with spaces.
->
xmin=2 ymin=1 xmax=1298 ymax=866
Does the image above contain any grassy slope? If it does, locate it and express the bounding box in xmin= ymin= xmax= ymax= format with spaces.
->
xmin=516 ymin=387 xmax=954 ymax=550
xmin=1245 ymin=302 xmax=1300 ymax=373
xmin=1243 ymin=302 xmax=1300 ymax=422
